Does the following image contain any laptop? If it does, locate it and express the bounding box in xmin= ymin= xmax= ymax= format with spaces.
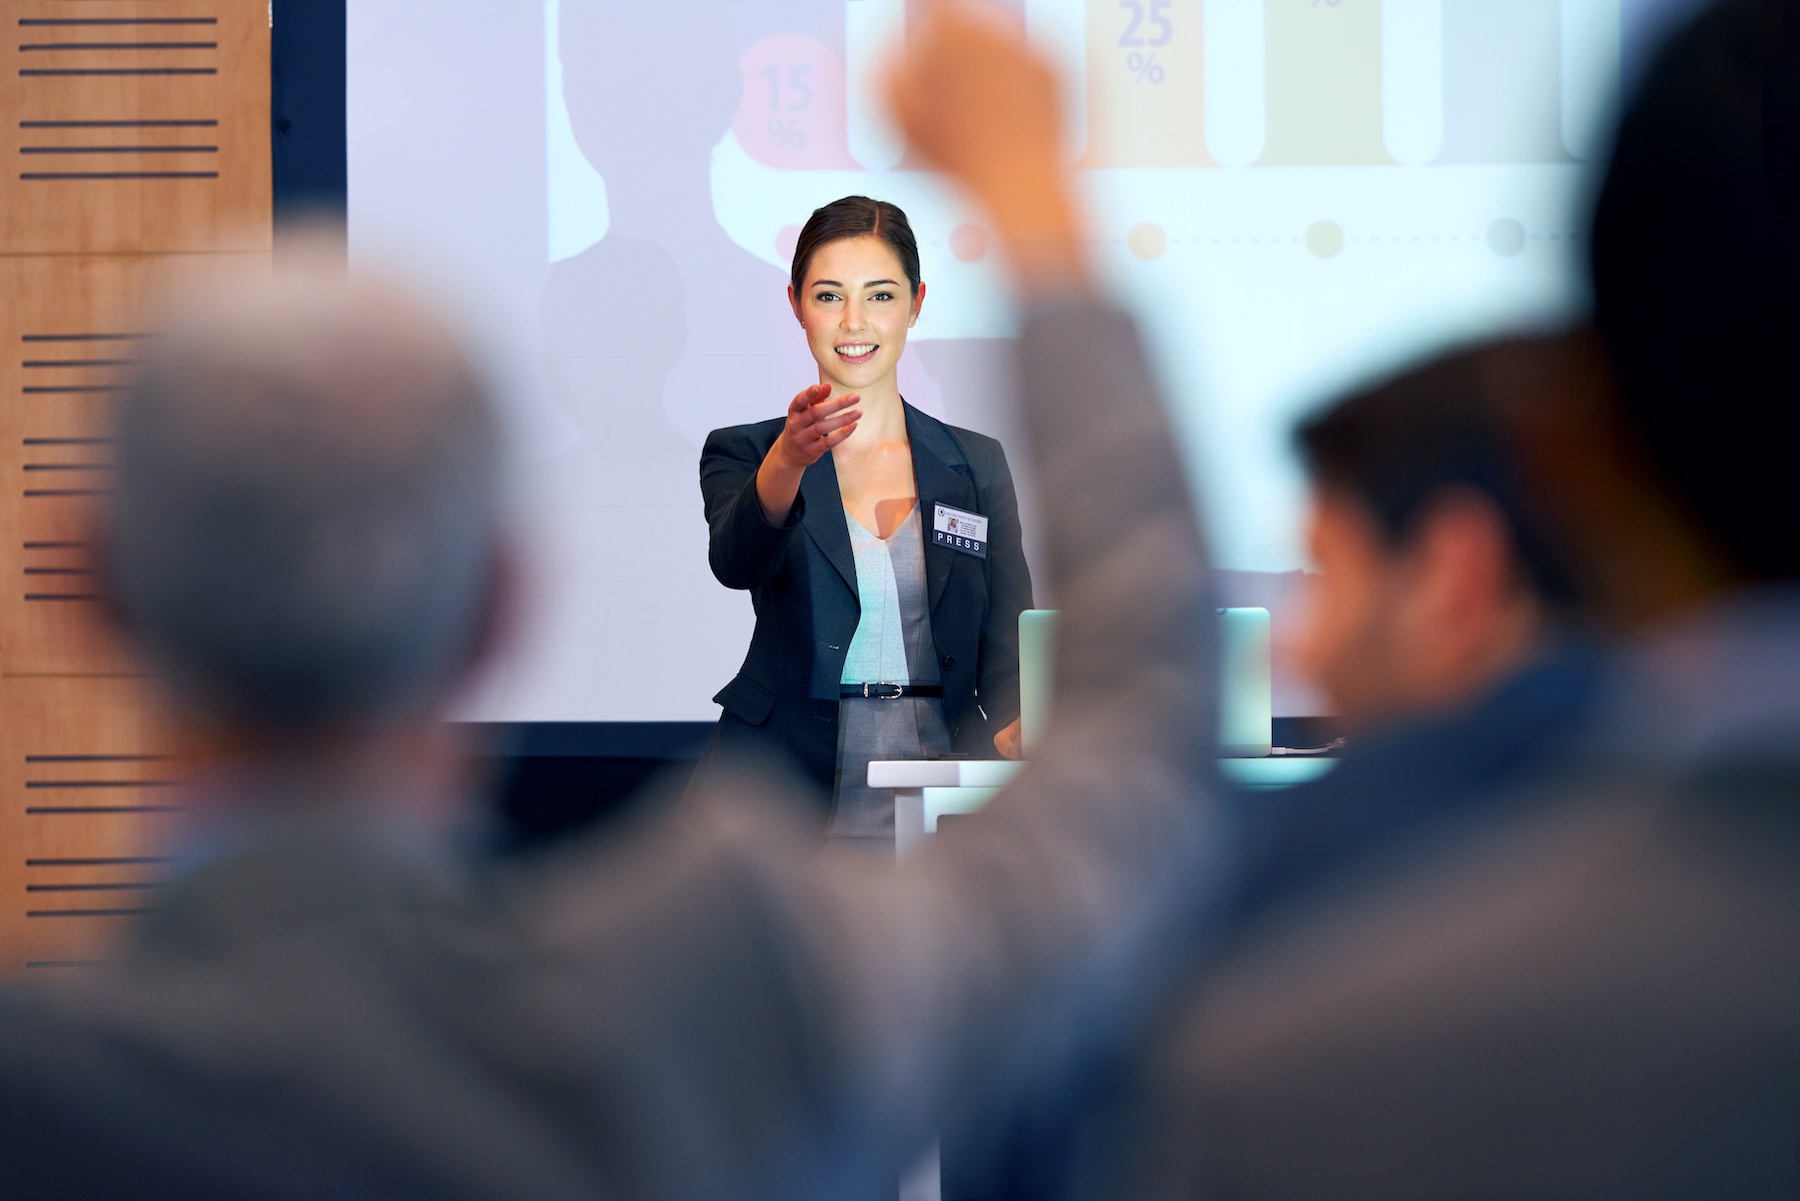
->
xmin=1018 ymin=607 xmax=1274 ymax=758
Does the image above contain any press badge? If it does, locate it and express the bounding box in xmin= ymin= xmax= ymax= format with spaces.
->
xmin=932 ymin=504 xmax=988 ymax=559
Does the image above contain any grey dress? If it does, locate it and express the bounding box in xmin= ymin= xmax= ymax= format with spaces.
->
xmin=829 ymin=503 xmax=952 ymax=852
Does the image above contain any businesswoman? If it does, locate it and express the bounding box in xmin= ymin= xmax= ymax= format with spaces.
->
xmin=699 ymin=196 xmax=1033 ymax=851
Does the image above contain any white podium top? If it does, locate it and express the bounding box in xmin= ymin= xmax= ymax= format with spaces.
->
xmin=866 ymin=759 xmax=1023 ymax=790
xmin=869 ymin=756 xmax=1334 ymax=792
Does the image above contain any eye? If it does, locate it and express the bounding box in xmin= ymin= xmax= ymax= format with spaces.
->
xmin=870 ymin=291 xmax=895 ymax=302
xmin=813 ymin=291 xmax=840 ymax=304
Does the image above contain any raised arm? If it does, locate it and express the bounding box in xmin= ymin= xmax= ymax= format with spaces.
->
xmin=555 ymin=6 xmax=1222 ymax=1196
xmin=741 ymin=0 xmax=1219 ymax=1171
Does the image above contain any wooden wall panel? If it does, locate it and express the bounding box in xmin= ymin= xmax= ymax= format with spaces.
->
xmin=0 ymin=674 xmax=181 ymax=973
xmin=0 ymin=0 xmax=271 ymax=253
xmin=1 ymin=252 xmax=268 ymax=677
xmin=1 ymin=0 xmax=271 ymax=976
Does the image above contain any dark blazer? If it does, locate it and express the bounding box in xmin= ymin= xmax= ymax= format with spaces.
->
xmin=699 ymin=401 xmax=1033 ymax=805
xmin=953 ymin=644 xmax=1606 ymax=1201
xmin=1224 ymin=640 xmax=1601 ymax=935
xmin=1074 ymin=744 xmax=1800 ymax=1201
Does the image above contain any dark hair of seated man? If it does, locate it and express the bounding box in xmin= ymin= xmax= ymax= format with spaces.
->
xmin=1288 ymin=333 xmax=1585 ymax=728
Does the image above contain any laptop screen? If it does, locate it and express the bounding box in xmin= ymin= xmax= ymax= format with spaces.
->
xmin=1019 ymin=608 xmax=1273 ymax=758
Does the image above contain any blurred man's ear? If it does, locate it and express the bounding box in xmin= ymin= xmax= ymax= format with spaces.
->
xmin=1412 ymin=490 xmax=1518 ymax=617
xmin=1399 ymin=490 xmax=1539 ymax=707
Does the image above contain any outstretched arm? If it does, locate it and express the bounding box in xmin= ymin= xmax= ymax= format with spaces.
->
xmin=753 ymin=383 xmax=861 ymax=525
xmin=701 ymin=385 xmax=861 ymax=590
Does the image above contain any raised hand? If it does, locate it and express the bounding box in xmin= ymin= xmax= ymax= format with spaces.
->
xmin=884 ymin=0 xmax=1090 ymax=293
xmin=777 ymin=383 xmax=862 ymax=470
xmin=756 ymin=383 xmax=861 ymax=524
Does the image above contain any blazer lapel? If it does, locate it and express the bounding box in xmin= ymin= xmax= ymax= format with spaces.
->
xmin=905 ymin=402 xmax=976 ymax=614
xmin=800 ymin=451 xmax=857 ymax=598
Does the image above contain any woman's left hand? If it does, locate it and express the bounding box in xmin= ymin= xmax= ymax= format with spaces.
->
xmin=994 ymin=718 xmax=1023 ymax=760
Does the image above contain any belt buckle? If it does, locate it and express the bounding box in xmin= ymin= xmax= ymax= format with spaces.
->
xmin=864 ymin=682 xmax=904 ymax=700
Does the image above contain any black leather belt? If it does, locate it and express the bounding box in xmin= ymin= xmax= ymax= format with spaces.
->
xmin=839 ymin=683 xmax=944 ymax=699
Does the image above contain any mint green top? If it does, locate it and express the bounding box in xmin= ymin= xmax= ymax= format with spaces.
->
xmin=839 ymin=504 xmax=939 ymax=687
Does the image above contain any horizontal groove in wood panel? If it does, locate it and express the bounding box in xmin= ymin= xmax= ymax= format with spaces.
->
xmin=18 ymin=43 xmax=220 ymax=52
xmin=20 ymin=145 xmax=220 ymax=155
xmin=25 ymin=780 xmax=180 ymax=789
xmin=19 ymin=119 xmax=218 ymax=128
xmin=23 ymin=593 xmax=105 ymax=600
xmin=26 ymin=805 xmax=185 ymax=815
xmin=17 ymin=18 xmax=219 ymax=26
xmin=27 ymin=883 xmax=163 ymax=894
xmin=21 ymin=541 xmax=92 ymax=550
xmin=20 ymin=358 xmax=142 ymax=368
xmin=18 ymin=68 xmax=219 ymax=77
xmin=0 ymin=674 xmax=154 ymax=680
xmin=27 ymin=907 xmax=155 ymax=918
xmin=24 ymin=961 xmax=107 ymax=970
xmin=24 ymin=756 xmax=172 ymax=764
xmin=22 ymin=437 xmax=114 ymax=445
xmin=22 ymin=386 xmax=129 ymax=395
xmin=28 ymin=859 xmax=174 ymax=869
xmin=22 ymin=568 xmax=97 ymax=576
xmin=22 ymin=465 xmax=111 ymax=472
xmin=19 ymin=170 xmax=220 ymax=179
xmin=22 ymin=334 xmax=153 ymax=342
xmin=22 ymin=490 xmax=110 ymax=498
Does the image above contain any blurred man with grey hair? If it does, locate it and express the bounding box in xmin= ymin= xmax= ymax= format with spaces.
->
xmin=0 ymin=6 xmax=1229 ymax=1197
xmin=105 ymin=273 xmax=509 ymax=775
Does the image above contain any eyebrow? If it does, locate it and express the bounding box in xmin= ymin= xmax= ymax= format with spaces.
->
xmin=811 ymin=279 xmax=901 ymax=289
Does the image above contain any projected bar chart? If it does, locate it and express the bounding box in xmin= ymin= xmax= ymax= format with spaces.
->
xmin=1260 ymin=0 xmax=1392 ymax=165
xmin=1437 ymin=0 xmax=1570 ymax=163
xmin=1078 ymin=0 xmax=1212 ymax=168
xmin=715 ymin=0 xmax=1628 ymax=175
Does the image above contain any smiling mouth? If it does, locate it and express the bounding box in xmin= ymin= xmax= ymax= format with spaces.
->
xmin=835 ymin=343 xmax=878 ymax=364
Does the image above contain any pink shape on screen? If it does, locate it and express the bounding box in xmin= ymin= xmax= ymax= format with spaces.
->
xmin=734 ymin=34 xmax=856 ymax=170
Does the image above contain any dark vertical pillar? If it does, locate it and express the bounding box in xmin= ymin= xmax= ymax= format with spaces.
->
xmin=271 ymin=0 xmax=347 ymax=226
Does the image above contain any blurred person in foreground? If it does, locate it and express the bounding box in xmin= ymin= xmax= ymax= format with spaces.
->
xmin=952 ymin=333 xmax=1608 ymax=1201
xmin=1224 ymin=332 xmax=1603 ymax=931
xmin=0 ymin=6 xmax=1225 ymax=1198
xmin=1051 ymin=1 xmax=1800 ymax=1197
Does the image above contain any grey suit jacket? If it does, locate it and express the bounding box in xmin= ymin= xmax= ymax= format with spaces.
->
xmin=1070 ymin=596 xmax=1800 ymax=1201
xmin=0 ymin=300 xmax=1221 ymax=1201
